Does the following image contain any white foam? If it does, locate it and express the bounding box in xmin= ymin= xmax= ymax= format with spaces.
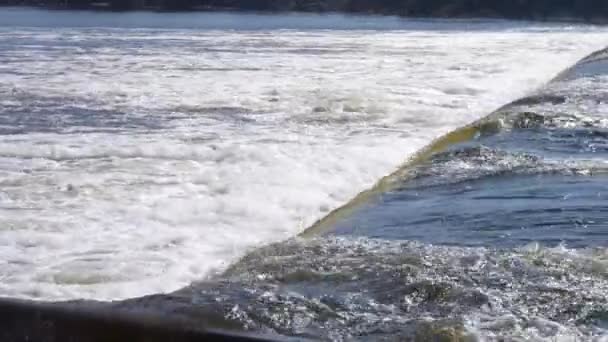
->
xmin=0 ymin=22 xmax=607 ymax=300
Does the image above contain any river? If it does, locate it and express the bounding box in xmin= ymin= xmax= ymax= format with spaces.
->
xmin=1 ymin=9 xmax=608 ymax=339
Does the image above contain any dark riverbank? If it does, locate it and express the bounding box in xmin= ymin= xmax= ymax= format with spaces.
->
xmin=0 ymin=297 xmax=275 ymax=342
xmin=1 ymin=0 xmax=608 ymax=22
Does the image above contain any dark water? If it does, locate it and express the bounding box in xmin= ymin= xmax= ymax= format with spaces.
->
xmin=105 ymin=50 xmax=608 ymax=341
xmin=331 ymin=173 xmax=608 ymax=248
xmin=329 ymin=127 xmax=608 ymax=248
xmin=326 ymin=51 xmax=608 ymax=249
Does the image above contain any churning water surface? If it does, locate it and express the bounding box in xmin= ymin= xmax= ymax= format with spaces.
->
xmin=1 ymin=9 xmax=608 ymax=334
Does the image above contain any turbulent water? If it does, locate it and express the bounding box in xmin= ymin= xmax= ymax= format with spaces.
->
xmin=113 ymin=50 xmax=608 ymax=341
xmin=1 ymin=8 xmax=608 ymax=339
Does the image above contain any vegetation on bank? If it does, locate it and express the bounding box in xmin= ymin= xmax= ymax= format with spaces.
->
xmin=1 ymin=0 xmax=607 ymax=21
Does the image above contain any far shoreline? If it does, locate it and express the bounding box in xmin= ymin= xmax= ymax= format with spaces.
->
xmin=0 ymin=3 xmax=606 ymax=26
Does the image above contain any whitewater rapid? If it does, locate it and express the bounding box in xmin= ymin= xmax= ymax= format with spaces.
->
xmin=0 ymin=11 xmax=607 ymax=300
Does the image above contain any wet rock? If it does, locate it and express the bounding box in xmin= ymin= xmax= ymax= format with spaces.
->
xmin=509 ymin=94 xmax=567 ymax=107
xmin=512 ymin=112 xmax=545 ymax=129
xmin=403 ymin=281 xmax=453 ymax=303
xmin=413 ymin=320 xmax=475 ymax=342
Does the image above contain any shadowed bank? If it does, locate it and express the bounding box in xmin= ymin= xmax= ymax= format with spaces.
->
xmin=1 ymin=0 xmax=608 ymax=23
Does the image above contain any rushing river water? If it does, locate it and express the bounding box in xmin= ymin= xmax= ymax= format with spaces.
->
xmin=1 ymin=7 xmax=608 ymax=340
